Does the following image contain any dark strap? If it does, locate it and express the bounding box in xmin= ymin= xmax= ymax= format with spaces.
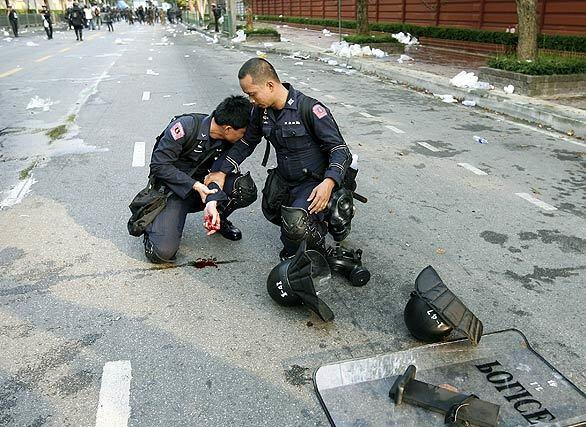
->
xmin=389 ymin=365 xmax=500 ymax=427
xmin=261 ymin=139 xmax=271 ymax=167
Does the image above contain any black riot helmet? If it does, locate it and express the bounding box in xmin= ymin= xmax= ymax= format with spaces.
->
xmin=266 ymin=241 xmax=334 ymax=322
xmin=404 ymin=292 xmax=453 ymax=342
xmin=404 ymin=266 xmax=483 ymax=345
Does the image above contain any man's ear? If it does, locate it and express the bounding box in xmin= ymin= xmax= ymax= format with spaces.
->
xmin=266 ymin=80 xmax=275 ymax=91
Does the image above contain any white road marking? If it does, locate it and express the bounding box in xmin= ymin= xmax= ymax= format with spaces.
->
xmin=0 ymin=177 xmax=36 ymax=209
xmin=95 ymin=360 xmax=132 ymax=427
xmin=141 ymin=91 xmax=151 ymax=101
xmin=325 ymin=94 xmax=336 ymax=100
xmin=565 ymin=139 xmax=586 ymax=148
xmin=289 ymin=76 xmax=298 ymax=80
xmin=458 ymin=162 xmax=488 ymax=175
xmin=298 ymin=81 xmax=309 ymax=86
xmin=417 ymin=141 xmax=440 ymax=152
xmin=310 ymin=87 xmax=321 ymax=92
xmin=359 ymin=112 xmax=375 ymax=118
xmin=340 ymin=103 xmax=355 ymax=109
xmin=148 ymin=56 xmax=153 ymax=61
xmin=385 ymin=125 xmax=405 ymax=134
xmin=515 ymin=193 xmax=557 ymax=211
xmin=132 ymin=142 xmax=146 ymax=167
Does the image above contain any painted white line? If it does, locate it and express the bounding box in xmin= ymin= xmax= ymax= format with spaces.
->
xmin=417 ymin=141 xmax=440 ymax=152
xmin=564 ymin=139 xmax=586 ymax=149
xmin=95 ymin=360 xmax=132 ymax=427
xmin=141 ymin=91 xmax=151 ymax=101
xmin=325 ymin=94 xmax=336 ymax=100
xmin=359 ymin=112 xmax=375 ymax=118
xmin=132 ymin=142 xmax=146 ymax=167
xmin=298 ymin=81 xmax=309 ymax=86
xmin=385 ymin=125 xmax=405 ymax=134
xmin=0 ymin=177 xmax=36 ymax=209
xmin=310 ymin=87 xmax=321 ymax=92
xmin=289 ymin=76 xmax=298 ymax=80
xmin=281 ymin=72 xmax=289 ymax=76
xmin=458 ymin=162 xmax=488 ymax=176
xmin=515 ymin=193 xmax=557 ymax=211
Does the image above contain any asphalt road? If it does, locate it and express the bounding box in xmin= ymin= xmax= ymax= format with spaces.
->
xmin=0 ymin=22 xmax=585 ymax=426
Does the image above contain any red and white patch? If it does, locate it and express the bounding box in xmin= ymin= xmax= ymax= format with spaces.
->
xmin=312 ymin=104 xmax=328 ymax=119
xmin=170 ymin=122 xmax=185 ymax=140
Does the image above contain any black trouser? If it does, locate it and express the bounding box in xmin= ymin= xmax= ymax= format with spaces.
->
xmin=144 ymin=173 xmax=252 ymax=263
xmin=44 ymin=23 xmax=53 ymax=39
xmin=9 ymin=20 xmax=18 ymax=37
xmin=74 ymin=25 xmax=83 ymax=40
xmin=107 ymin=22 xmax=114 ymax=31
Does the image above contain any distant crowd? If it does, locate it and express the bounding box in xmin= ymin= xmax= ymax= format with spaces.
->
xmin=3 ymin=2 xmax=187 ymax=41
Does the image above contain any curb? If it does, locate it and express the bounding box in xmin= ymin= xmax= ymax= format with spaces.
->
xmin=203 ymin=29 xmax=586 ymax=140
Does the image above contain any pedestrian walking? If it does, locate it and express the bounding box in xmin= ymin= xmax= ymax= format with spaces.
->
xmin=69 ymin=3 xmax=84 ymax=40
xmin=94 ymin=5 xmax=101 ymax=30
xmin=102 ymin=7 xmax=114 ymax=31
xmin=7 ymin=6 xmax=18 ymax=38
xmin=84 ymin=5 xmax=95 ymax=30
xmin=41 ymin=6 xmax=53 ymax=40
xmin=211 ymin=3 xmax=221 ymax=32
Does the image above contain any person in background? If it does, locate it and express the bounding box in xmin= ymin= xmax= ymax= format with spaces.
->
xmin=84 ymin=4 xmax=94 ymax=30
xmin=7 ymin=6 xmax=18 ymax=38
xmin=41 ymin=5 xmax=53 ymax=40
xmin=102 ymin=6 xmax=114 ymax=31
xmin=69 ymin=2 xmax=85 ymax=41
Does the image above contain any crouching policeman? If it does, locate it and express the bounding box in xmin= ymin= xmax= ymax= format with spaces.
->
xmin=143 ymin=95 xmax=257 ymax=263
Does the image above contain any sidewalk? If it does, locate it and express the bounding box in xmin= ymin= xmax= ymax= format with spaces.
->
xmin=214 ymin=23 xmax=586 ymax=139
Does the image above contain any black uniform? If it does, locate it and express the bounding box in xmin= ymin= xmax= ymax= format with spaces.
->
xmin=144 ymin=113 xmax=257 ymax=263
xmin=213 ymin=84 xmax=351 ymax=255
xmin=69 ymin=5 xmax=84 ymax=40
xmin=8 ymin=10 xmax=18 ymax=37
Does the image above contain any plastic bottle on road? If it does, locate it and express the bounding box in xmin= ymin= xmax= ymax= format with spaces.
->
xmin=473 ymin=135 xmax=488 ymax=144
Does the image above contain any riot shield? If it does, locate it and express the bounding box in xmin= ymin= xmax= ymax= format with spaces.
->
xmin=314 ymin=329 xmax=586 ymax=426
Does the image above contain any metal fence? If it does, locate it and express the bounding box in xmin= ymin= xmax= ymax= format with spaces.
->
xmin=0 ymin=11 xmax=65 ymax=29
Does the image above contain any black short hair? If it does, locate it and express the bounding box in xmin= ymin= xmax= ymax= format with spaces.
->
xmin=238 ymin=58 xmax=280 ymax=85
xmin=214 ymin=95 xmax=251 ymax=130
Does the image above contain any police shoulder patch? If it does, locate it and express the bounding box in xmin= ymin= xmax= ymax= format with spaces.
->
xmin=170 ymin=121 xmax=185 ymax=141
xmin=312 ymin=104 xmax=328 ymax=119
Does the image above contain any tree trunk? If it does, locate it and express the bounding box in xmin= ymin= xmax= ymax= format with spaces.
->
xmin=516 ymin=0 xmax=538 ymax=60
xmin=243 ymin=0 xmax=253 ymax=31
xmin=357 ymin=0 xmax=369 ymax=35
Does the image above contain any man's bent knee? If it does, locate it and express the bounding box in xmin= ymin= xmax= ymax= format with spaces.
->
xmin=144 ymin=236 xmax=178 ymax=263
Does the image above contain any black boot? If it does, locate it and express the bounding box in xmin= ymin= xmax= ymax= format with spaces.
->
xmin=218 ymin=217 xmax=242 ymax=241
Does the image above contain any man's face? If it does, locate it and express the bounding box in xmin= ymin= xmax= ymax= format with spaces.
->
xmin=240 ymin=75 xmax=273 ymax=109
xmin=223 ymin=126 xmax=246 ymax=143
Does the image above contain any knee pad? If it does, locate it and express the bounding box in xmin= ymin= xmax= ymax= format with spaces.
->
xmin=281 ymin=206 xmax=326 ymax=250
xmin=281 ymin=206 xmax=309 ymax=242
xmin=327 ymin=188 xmax=355 ymax=242
xmin=230 ymin=172 xmax=257 ymax=209
xmin=144 ymin=237 xmax=176 ymax=264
